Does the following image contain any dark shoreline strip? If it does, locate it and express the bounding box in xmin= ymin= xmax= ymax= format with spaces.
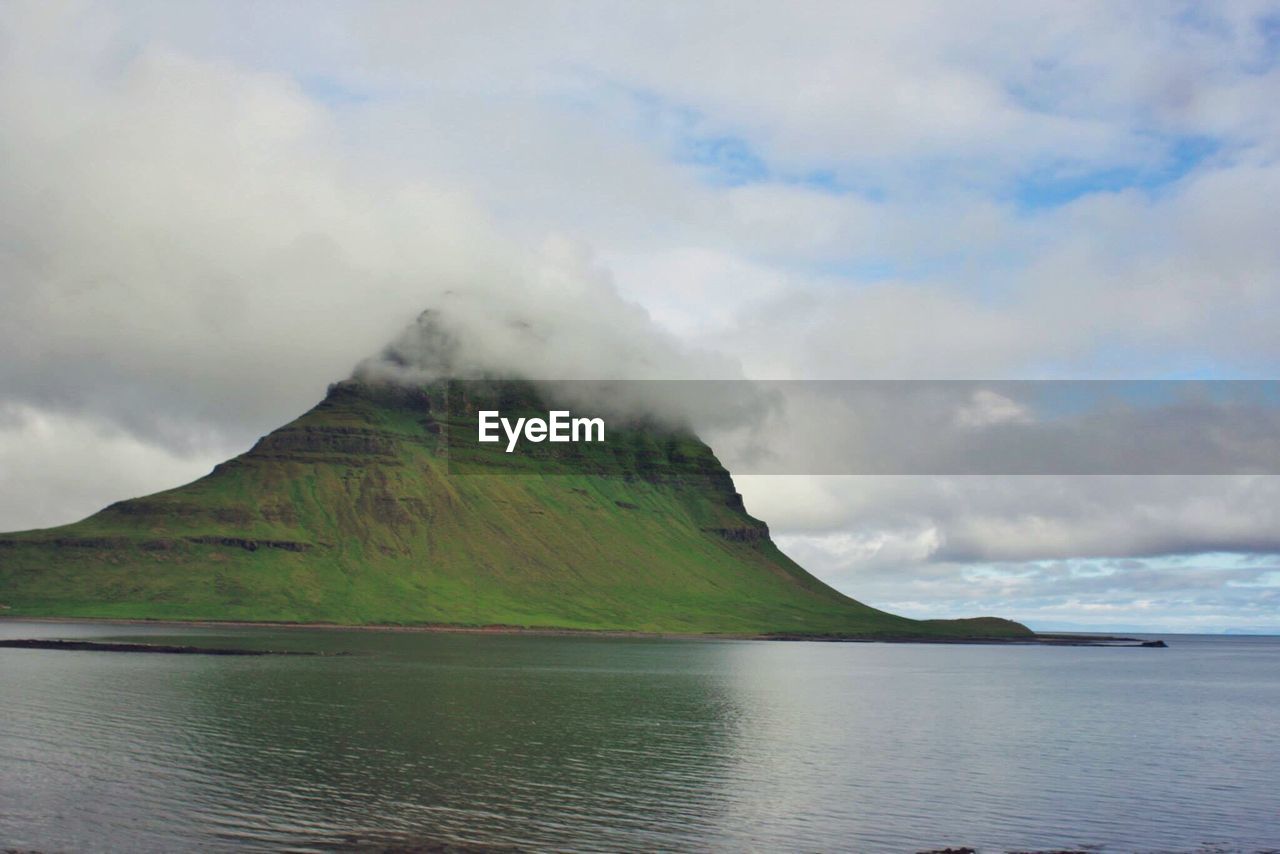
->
xmin=762 ymin=634 xmax=1167 ymax=647
xmin=0 ymin=618 xmax=1168 ymax=647
xmin=0 ymin=639 xmax=324 ymax=655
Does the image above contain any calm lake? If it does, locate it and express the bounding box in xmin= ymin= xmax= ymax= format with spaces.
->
xmin=1 ymin=620 xmax=1277 ymax=852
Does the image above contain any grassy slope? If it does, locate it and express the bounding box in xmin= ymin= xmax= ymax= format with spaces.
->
xmin=0 ymin=381 xmax=1029 ymax=638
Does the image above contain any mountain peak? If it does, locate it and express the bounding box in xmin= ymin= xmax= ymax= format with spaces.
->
xmin=0 ymin=369 xmax=1030 ymax=639
xmin=352 ymin=309 xmax=460 ymax=384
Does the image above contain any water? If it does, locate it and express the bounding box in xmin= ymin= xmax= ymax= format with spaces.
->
xmin=1 ymin=621 xmax=1277 ymax=853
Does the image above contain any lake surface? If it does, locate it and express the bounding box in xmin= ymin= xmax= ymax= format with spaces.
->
xmin=1 ymin=621 xmax=1277 ymax=853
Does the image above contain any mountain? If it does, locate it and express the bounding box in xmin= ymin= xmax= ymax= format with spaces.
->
xmin=0 ymin=377 xmax=1029 ymax=639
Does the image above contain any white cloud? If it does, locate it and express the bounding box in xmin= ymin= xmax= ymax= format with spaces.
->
xmin=0 ymin=403 xmax=220 ymax=533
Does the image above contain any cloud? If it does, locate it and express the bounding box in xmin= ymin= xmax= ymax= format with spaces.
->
xmin=705 ymin=381 xmax=1280 ymax=476
xmin=0 ymin=403 xmax=219 ymax=533
xmin=741 ymin=474 xmax=1280 ymax=630
xmin=0 ymin=28 xmax=495 ymax=450
xmin=0 ymin=5 xmax=718 ymax=449
xmin=352 ymin=240 xmax=740 ymax=388
xmin=739 ymin=474 xmax=1280 ymax=560
xmin=773 ymin=527 xmax=1280 ymax=632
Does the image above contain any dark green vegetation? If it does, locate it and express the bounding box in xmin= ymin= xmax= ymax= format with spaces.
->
xmin=0 ymin=380 xmax=1029 ymax=638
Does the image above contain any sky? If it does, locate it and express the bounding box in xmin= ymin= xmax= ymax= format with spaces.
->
xmin=2 ymin=0 xmax=1279 ymax=632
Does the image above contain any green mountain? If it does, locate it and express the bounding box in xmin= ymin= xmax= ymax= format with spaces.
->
xmin=0 ymin=378 xmax=1029 ymax=639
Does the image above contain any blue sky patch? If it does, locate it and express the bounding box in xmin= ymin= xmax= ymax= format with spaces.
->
xmin=299 ymin=75 xmax=372 ymax=107
xmin=1013 ymin=135 xmax=1219 ymax=210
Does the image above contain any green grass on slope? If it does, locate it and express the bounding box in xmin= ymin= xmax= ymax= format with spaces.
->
xmin=0 ymin=381 xmax=1031 ymax=639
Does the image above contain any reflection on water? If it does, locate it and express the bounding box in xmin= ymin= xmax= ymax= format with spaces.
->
xmin=1 ymin=621 xmax=1278 ymax=852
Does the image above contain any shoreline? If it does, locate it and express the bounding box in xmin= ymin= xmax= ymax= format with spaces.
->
xmin=0 ymin=615 xmax=1157 ymax=646
xmin=0 ymin=638 xmax=328 ymax=656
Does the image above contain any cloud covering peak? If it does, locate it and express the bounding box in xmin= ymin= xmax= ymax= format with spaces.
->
xmin=351 ymin=242 xmax=739 ymax=387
